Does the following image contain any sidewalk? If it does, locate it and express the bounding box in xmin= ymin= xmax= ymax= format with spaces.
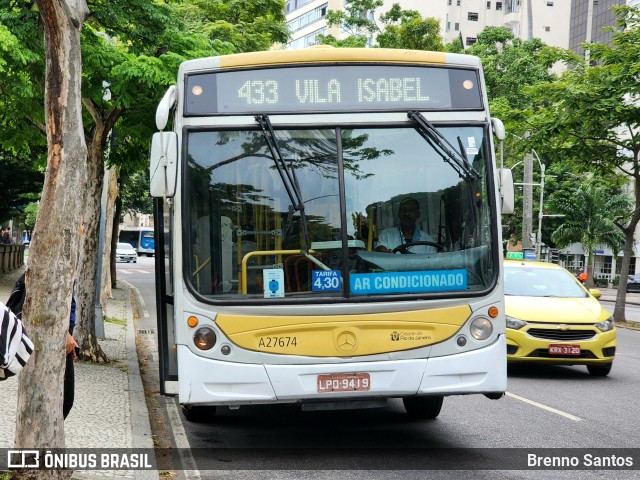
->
xmin=595 ymin=286 xmax=640 ymax=305
xmin=0 ymin=268 xmax=156 ymax=479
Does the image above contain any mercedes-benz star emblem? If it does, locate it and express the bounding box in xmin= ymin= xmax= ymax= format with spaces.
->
xmin=337 ymin=331 xmax=357 ymax=352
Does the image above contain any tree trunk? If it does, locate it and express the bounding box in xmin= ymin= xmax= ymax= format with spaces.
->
xmin=100 ymin=167 xmax=119 ymax=305
xmin=614 ymin=228 xmax=635 ymax=322
xmin=74 ymin=137 xmax=108 ymax=363
xmin=614 ymin=171 xmax=640 ymax=322
xmin=584 ymin=250 xmax=595 ymax=289
xmin=14 ymin=1 xmax=89 ymax=478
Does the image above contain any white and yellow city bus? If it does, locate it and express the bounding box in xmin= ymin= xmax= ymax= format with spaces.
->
xmin=149 ymin=47 xmax=514 ymax=421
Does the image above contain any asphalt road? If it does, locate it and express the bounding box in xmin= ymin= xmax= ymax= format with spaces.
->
xmin=119 ymin=260 xmax=640 ymax=479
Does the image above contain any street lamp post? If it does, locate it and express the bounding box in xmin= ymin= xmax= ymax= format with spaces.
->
xmin=533 ymin=153 xmax=545 ymax=260
xmin=510 ymin=139 xmax=546 ymax=260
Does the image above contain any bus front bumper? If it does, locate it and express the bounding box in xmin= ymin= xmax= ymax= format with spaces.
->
xmin=177 ymin=335 xmax=506 ymax=406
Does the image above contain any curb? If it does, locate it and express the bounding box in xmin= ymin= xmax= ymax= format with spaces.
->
xmin=123 ymin=281 xmax=157 ymax=480
xmin=71 ymin=281 xmax=157 ymax=480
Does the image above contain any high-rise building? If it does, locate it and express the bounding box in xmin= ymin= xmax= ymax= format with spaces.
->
xmin=284 ymin=0 xmax=572 ymax=50
xmin=568 ymin=0 xmax=637 ymax=59
xmin=285 ymin=1 xmax=638 ymax=53
xmin=285 ymin=0 xmax=339 ymax=50
xmin=440 ymin=0 xmax=570 ymax=49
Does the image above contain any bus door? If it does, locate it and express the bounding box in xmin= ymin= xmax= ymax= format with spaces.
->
xmin=154 ymin=198 xmax=178 ymax=394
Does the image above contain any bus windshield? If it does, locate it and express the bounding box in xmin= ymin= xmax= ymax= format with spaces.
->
xmin=185 ymin=122 xmax=496 ymax=300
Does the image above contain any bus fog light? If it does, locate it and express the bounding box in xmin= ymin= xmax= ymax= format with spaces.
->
xmin=470 ymin=317 xmax=492 ymax=340
xmin=193 ymin=326 xmax=216 ymax=350
xmin=221 ymin=345 xmax=231 ymax=355
xmin=456 ymin=336 xmax=467 ymax=347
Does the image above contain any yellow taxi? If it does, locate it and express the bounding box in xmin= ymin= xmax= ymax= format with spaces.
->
xmin=504 ymin=260 xmax=616 ymax=376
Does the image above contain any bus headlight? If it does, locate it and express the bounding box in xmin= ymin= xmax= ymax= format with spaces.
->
xmin=470 ymin=317 xmax=493 ymax=340
xmin=193 ymin=326 xmax=216 ymax=350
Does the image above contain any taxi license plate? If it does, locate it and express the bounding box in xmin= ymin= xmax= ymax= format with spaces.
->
xmin=549 ymin=344 xmax=581 ymax=356
xmin=317 ymin=373 xmax=371 ymax=393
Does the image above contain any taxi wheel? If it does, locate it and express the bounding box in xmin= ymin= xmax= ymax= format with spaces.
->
xmin=587 ymin=364 xmax=612 ymax=377
xmin=182 ymin=405 xmax=217 ymax=422
xmin=402 ymin=395 xmax=444 ymax=419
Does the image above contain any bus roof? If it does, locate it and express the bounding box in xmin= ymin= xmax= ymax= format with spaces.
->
xmin=179 ymin=47 xmax=481 ymax=75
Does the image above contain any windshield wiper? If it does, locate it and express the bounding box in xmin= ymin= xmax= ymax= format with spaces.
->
xmin=408 ymin=111 xmax=480 ymax=180
xmin=255 ymin=114 xmax=311 ymax=249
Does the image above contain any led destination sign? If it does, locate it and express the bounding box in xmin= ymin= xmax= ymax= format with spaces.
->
xmin=185 ymin=65 xmax=482 ymax=115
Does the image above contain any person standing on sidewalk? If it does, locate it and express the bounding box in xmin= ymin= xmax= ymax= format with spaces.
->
xmin=5 ymin=272 xmax=78 ymax=418
xmin=1 ymin=226 xmax=11 ymax=245
xmin=577 ymin=268 xmax=587 ymax=285
xmin=0 ymin=300 xmax=34 ymax=380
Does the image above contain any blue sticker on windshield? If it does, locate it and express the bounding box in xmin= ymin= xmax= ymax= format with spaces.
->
xmin=350 ymin=270 xmax=467 ymax=295
xmin=312 ymin=270 xmax=342 ymax=292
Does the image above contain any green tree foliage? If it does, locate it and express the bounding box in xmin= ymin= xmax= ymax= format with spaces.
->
xmin=179 ymin=0 xmax=289 ymax=53
xmin=0 ymin=155 xmax=44 ymax=223
xmin=467 ymin=27 xmax=570 ymax=110
xmin=119 ymin=170 xmax=153 ymax=218
xmin=319 ymin=0 xmax=444 ymax=51
xmin=549 ymin=181 xmax=628 ymax=284
xmin=0 ymin=7 xmax=47 ymax=220
xmin=23 ymin=201 xmax=39 ymax=230
xmin=376 ymin=4 xmax=442 ymax=51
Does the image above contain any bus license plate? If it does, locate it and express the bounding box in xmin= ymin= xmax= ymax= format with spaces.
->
xmin=317 ymin=373 xmax=371 ymax=393
xmin=549 ymin=344 xmax=581 ymax=356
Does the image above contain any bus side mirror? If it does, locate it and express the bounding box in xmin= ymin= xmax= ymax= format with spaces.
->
xmin=150 ymin=131 xmax=178 ymax=198
xmin=491 ymin=118 xmax=505 ymax=141
xmin=499 ymin=168 xmax=514 ymax=215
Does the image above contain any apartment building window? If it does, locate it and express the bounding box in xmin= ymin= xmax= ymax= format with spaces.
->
xmin=468 ymin=12 xmax=479 ymax=21
xmin=287 ymin=3 xmax=328 ymax=33
xmin=448 ymin=0 xmax=452 ymax=5
xmin=286 ymin=27 xmax=327 ymax=49
xmin=546 ymin=1 xmax=554 ymax=5
xmin=447 ymin=21 xmax=451 ymax=31
xmin=506 ymin=0 xmax=520 ymax=13
xmin=544 ymin=26 xmax=551 ymax=32
xmin=496 ymin=2 xmax=502 ymax=10
xmin=487 ymin=1 xmax=491 ymax=8
xmin=457 ymin=0 xmax=461 ymax=6
xmin=286 ymin=0 xmax=315 ymax=14
xmin=454 ymin=22 xmax=460 ymax=31
xmin=466 ymin=37 xmax=477 ymax=46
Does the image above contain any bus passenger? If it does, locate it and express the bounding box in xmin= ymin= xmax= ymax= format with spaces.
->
xmin=375 ymin=197 xmax=437 ymax=254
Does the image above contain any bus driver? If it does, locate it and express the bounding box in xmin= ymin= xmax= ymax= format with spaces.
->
xmin=375 ymin=197 xmax=438 ymax=254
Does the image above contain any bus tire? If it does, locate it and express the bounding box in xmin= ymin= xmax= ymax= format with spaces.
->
xmin=182 ymin=405 xmax=216 ymax=422
xmin=402 ymin=395 xmax=444 ymax=419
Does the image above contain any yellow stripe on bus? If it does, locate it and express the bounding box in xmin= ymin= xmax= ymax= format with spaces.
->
xmin=215 ymin=305 xmax=471 ymax=357
xmin=218 ymin=47 xmax=448 ymax=70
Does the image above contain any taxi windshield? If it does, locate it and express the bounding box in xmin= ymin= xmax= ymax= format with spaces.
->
xmin=504 ymin=266 xmax=588 ymax=298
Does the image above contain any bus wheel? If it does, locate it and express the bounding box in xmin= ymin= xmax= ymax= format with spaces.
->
xmin=182 ymin=405 xmax=216 ymax=422
xmin=402 ymin=396 xmax=444 ymax=419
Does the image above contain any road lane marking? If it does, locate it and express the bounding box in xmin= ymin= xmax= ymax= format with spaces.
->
xmin=506 ymin=392 xmax=581 ymax=422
